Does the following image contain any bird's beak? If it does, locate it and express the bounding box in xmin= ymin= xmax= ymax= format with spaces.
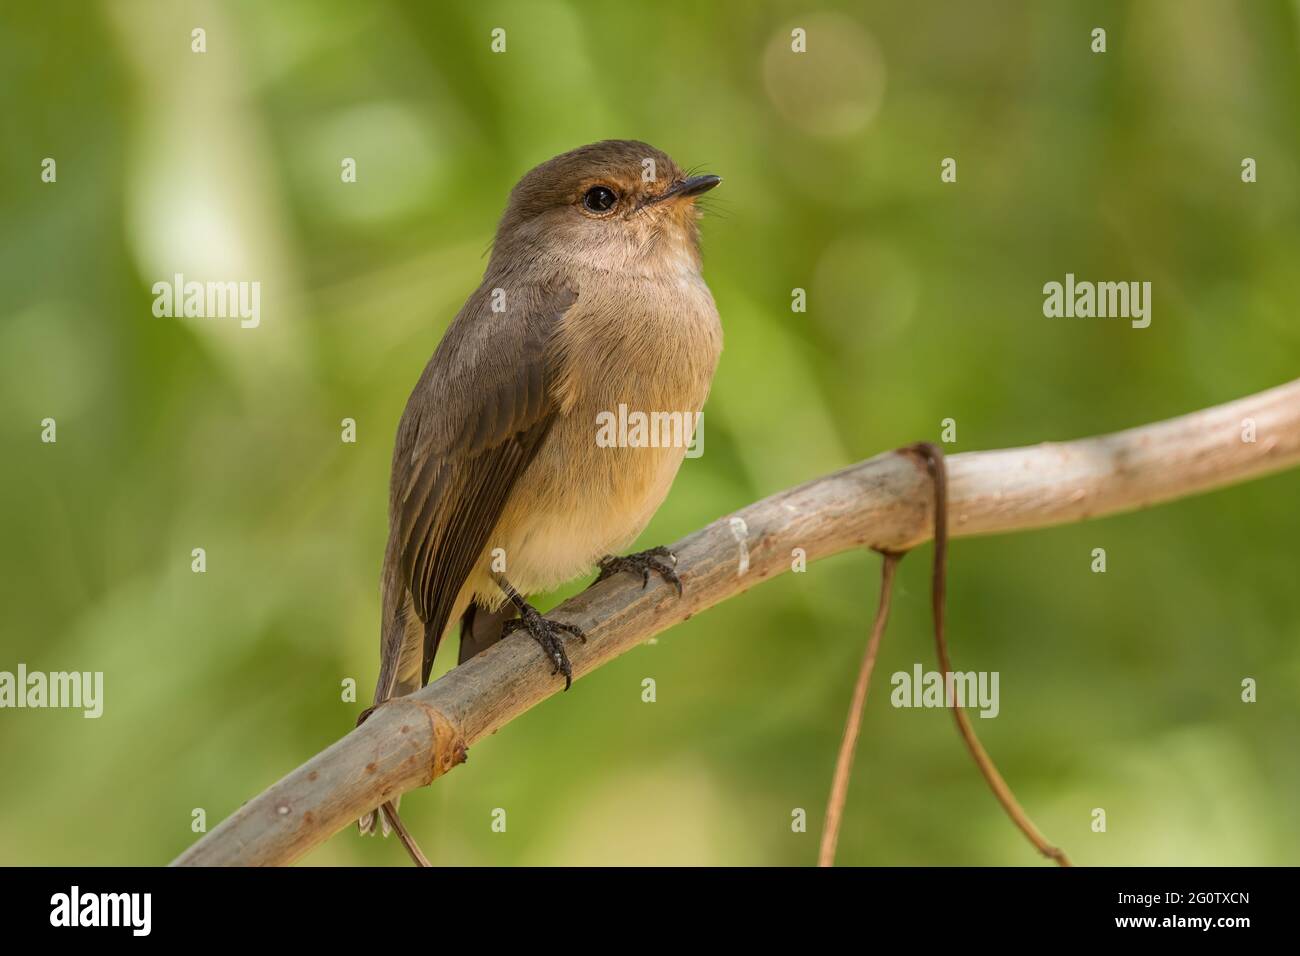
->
xmin=651 ymin=174 xmax=722 ymax=204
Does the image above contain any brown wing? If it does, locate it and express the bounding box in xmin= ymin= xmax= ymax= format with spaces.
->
xmin=386 ymin=281 xmax=576 ymax=689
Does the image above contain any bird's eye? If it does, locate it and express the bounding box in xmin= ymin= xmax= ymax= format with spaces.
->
xmin=582 ymin=186 xmax=618 ymax=213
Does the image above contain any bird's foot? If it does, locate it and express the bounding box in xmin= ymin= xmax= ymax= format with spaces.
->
xmin=593 ymin=545 xmax=682 ymax=596
xmin=502 ymin=603 xmax=587 ymax=691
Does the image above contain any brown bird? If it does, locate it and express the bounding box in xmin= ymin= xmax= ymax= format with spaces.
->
xmin=360 ymin=140 xmax=722 ymax=834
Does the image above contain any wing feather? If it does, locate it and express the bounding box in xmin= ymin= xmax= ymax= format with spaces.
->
xmin=381 ymin=281 xmax=577 ymax=691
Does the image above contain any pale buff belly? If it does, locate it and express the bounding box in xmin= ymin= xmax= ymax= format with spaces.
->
xmin=466 ymin=398 xmax=698 ymax=607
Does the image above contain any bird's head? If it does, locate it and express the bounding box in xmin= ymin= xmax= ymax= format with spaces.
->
xmin=491 ymin=140 xmax=721 ymax=277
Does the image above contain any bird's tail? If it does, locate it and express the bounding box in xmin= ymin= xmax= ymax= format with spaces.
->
xmin=358 ymin=556 xmax=423 ymax=837
xmin=359 ymin=797 xmax=399 ymax=837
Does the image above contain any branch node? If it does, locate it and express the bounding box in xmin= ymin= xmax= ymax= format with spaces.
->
xmin=403 ymin=698 xmax=468 ymax=781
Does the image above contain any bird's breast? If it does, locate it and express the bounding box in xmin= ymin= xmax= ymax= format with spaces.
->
xmin=556 ymin=269 xmax=721 ymax=414
xmin=482 ymin=269 xmax=721 ymax=596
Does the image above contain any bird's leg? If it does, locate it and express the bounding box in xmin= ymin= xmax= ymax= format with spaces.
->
xmin=592 ymin=545 xmax=682 ymax=595
xmin=494 ymin=576 xmax=587 ymax=691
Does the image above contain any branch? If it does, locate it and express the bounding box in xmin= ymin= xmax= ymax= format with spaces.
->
xmin=172 ymin=378 xmax=1300 ymax=866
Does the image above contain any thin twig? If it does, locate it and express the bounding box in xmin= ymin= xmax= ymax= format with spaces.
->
xmin=911 ymin=442 xmax=1071 ymax=866
xmin=380 ymin=801 xmax=431 ymax=867
xmin=818 ymin=552 xmax=902 ymax=866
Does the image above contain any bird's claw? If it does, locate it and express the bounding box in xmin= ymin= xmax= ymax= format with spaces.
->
xmin=503 ymin=604 xmax=587 ymax=691
xmin=594 ymin=545 xmax=683 ymax=596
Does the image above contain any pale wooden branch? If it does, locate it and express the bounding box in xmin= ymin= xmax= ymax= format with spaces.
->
xmin=172 ymin=378 xmax=1300 ymax=866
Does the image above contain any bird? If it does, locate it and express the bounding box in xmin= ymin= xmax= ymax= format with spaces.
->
xmin=358 ymin=140 xmax=722 ymax=834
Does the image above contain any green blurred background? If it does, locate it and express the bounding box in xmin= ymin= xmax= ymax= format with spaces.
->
xmin=2 ymin=0 xmax=1298 ymax=866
